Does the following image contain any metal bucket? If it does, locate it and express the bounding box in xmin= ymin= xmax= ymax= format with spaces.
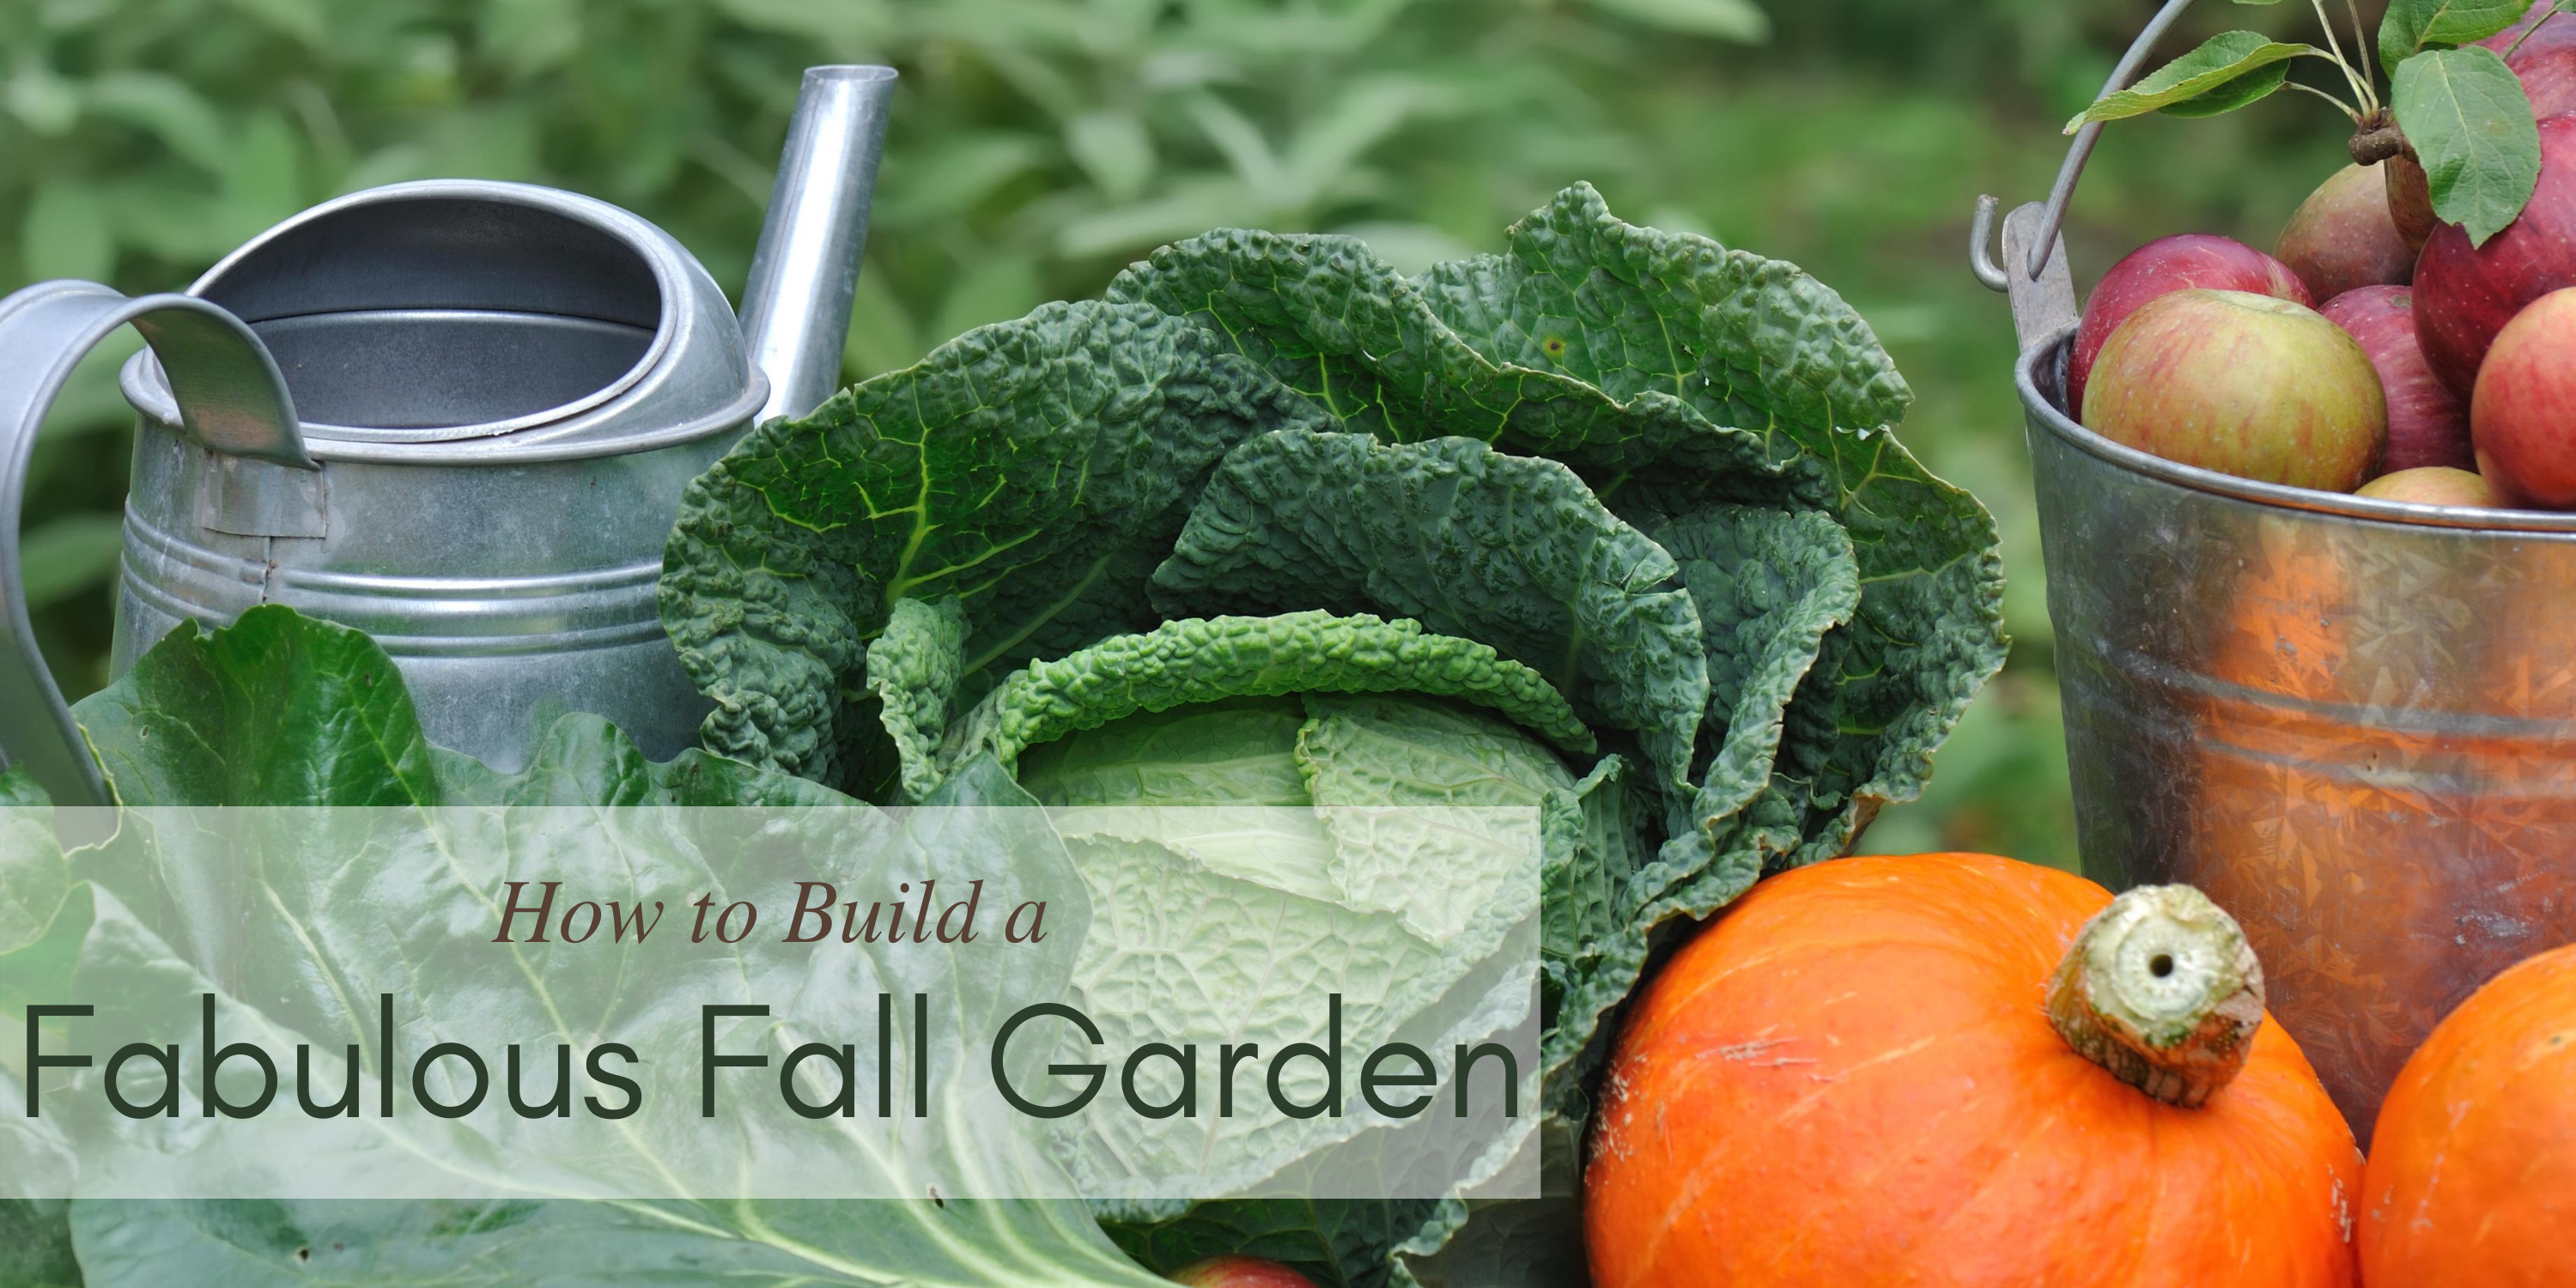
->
xmin=1977 ymin=0 xmax=2576 ymax=1137
xmin=1 ymin=66 xmax=895 ymax=803
xmin=2016 ymin=330 xmax=2576 ymax=1138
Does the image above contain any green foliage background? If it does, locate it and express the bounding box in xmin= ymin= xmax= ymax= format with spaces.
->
xmin=3 ymin=0 xmax=2368 ymax=872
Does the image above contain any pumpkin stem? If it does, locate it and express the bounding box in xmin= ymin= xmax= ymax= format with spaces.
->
xmin=2045 ymin=885 xmax=2264 ymax=1109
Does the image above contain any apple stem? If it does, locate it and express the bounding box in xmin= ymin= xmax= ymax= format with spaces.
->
xmin=2351 ymin=112 xmax=2409 ymax=168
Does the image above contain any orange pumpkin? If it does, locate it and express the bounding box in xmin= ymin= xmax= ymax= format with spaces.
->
xmin=2361 ymin=942 xmax=2576 ymax=1286
xmin=1585 ymin=853 xmax=2360 ymax=1288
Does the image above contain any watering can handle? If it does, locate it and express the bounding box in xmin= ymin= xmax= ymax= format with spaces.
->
xmin=0 ymin=281 xmax=310 ymax=807
xmin=1972 ymin=0 xmax=2204 ymax=340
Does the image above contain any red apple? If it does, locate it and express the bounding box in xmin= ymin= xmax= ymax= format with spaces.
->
xmin=1169 ymin=1255 xmax=1317 ymax=1288
xmin=2415 ymin=116 xmax=2576 ymax=393
xmin=2084 ymin=289 xmax=2387 ymax=491
xmin=2069 ymin=234 xmax=2313 ymax=416
xmin=2355 ymin=466 xmax=2507 ymax=507
xmin=2278 ymin=164 xmax=2417 ymax=300
xmin=2320 ymin=286 xmax=2472 ymax=471
xmin=2482 ymin=8 xmax=2576 ymax=117
xmin=2471 ymin=287 xmax=2576 ymax=508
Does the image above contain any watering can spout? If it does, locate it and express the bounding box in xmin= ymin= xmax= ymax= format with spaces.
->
xmin=740 ymin=65 xmax=899 ymax=426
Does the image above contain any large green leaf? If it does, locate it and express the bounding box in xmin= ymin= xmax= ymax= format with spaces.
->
xmin=2393 ymin=46 xmax=2543 ymax=244
xmin=68 ymin=606 xmax=843 ymax=811
xmin=74 ymin=605 xmax=442 ymax=807
xmin=27 ymin=611 xmax=1178 ymax=1288
xmin=1151 ymin=430 xmax=1708 ymax=793
xmin=659 ymin=300 xmax=1329 ymax=788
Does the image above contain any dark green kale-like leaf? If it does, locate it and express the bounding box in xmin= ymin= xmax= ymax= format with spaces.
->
xmin=660 ymin=300 xmax=1329 ymax=789
xmin=1484 ymin=184 xmax=2004 ymax=869
xmin=939 ymin=611 xmax=1596 ymax=779
xmin=861 ymin=595 xmax=971 ymax=803
xmin=1109 ymin=228 xmax=1801 ymax=493
xmin=1625 ymin=504 xmax=1856 ymax=902
xmin=1423 ymin=181 xmax=1908 ymax=448
xmin=1153 ymin=430 xmax=1707 ymax=793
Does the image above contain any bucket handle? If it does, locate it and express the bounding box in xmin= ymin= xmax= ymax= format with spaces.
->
xmin=1973 ymin=0 xmax=2204 ymax=343
xmin=0 ymin=281 xmax=311 ymax=807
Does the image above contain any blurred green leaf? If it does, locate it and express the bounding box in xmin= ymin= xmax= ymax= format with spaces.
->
xmin=16 ymin=513 xmax=123 ymax=611
xmin=18 ymin=182 xmax=113 ymax=280
xmin=3 ymin=64 xmax=82 ymax=136
xmin=843 ymin=258 xmax=922 ymax=380
xmin=875 ymin=133 xmax=1054 ymax=229
xmin=711 ymin=0 xmax=895 ymax=46
xmin=1054 ymin=174 xmax=1261 ymax=257
xmin=481 ymin=0 xmax=586 ymax=81
xmin=222 ymin=0 xmax=328 ymax=46
xmin=1066 ymin=108 xmax=1157 ymax=202
xmin=82 ymin=72 xmax=231 ymax=172
xmin=927 ymin=253 xmax=1048 ymax=341
xmin=104 ymin=175 xmax=256 ymax=262
xmin=1578 ymin=0 xmax=1771 ymax=40
xmin=219 ymin=109 xmax=307 ymax=241
xmin=1285 ymin=78 xmax=1429 ymax=202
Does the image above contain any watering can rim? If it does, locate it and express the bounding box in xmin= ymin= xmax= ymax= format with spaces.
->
xmin=2014 ymin=329 xmax=2576 ymax=537
xmin=120 ymin=177 xmax=769 ymax=463
xmin=120 ymin=349 xmax=770 ymax=466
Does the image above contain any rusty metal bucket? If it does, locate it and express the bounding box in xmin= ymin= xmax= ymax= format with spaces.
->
xmin=1972 ymin=0 xmax=2576 ymax=1139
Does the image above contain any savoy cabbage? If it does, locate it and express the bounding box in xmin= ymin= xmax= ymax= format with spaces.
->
xmin=656 ymin=183 xmax=2008 ymax=1285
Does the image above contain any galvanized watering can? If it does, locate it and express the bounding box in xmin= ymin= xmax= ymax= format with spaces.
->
xmin=1975 ymin=0 xmax=2576 ymax=1139
xmin=1 ymin=67 xmax=895 ymax=809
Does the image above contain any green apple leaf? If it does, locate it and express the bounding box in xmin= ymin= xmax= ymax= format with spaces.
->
xmin=2382 ymin=0 xmax=2537 ymax=76
xmin=2160 ymin=60 xmax=2294 ymax=118
xmin=2394 ymin=46 xmax=2544 ymax=244
xmin=2068 ymin=33 xmax=2331 ymax=131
